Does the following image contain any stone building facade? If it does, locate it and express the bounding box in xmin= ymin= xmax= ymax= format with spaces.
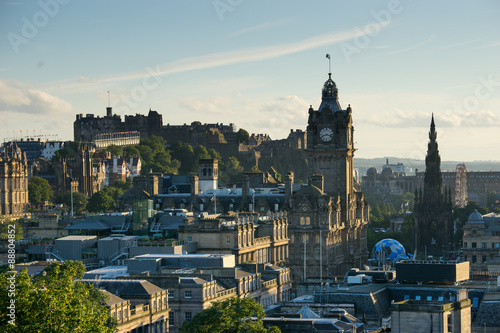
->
xmin=178 ymin=212 xmax=288 ymax=266
xmin=413 ymin=116 xmax=454 ymax=257
xmin=462 ymin=210 xmax=500 ymax=273
xmin=287 ymin=73 xmax=369 ymax=286
xmin=85 ymin=279 xmax=170 ymax=333
xmin=0 ymin=144 xmax=29 ymax=217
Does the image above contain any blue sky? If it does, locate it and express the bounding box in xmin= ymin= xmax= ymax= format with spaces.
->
xmin=1 ymin=0 xmax=499 ymax=161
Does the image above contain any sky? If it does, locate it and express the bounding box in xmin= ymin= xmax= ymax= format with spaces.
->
xmin=1 ymin=0 xmax=499 ymax=162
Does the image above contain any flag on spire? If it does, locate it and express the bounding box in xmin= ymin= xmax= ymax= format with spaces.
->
xmin=326 ymin=54 xmax=331 ymax=59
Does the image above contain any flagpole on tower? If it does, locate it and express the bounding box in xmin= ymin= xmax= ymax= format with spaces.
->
xmin=107 ymin=91 xmax=110 ymax=107
xmin=326 ymin=54 xmax=331 ymax=74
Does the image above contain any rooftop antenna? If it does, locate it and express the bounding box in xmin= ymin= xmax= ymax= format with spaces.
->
xmin=326 ymin=54 xmax=331 ymax=76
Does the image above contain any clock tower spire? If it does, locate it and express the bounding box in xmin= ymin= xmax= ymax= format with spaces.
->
xmin=306 ymin=69 xmax=355 ymax=207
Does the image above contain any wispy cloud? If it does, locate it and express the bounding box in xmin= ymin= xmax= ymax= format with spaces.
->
xmin=230 ymin=18 xmax=294 ymax=37
xmin=477 ymin=41 xmax=500 ymax=49
xmin=45 ymin=22 xmax=391 ymax=94
xmin=0 ymin=79 xmax=73 ymax=115
xmin=440 ymin=38 xmax=482 ymax=50
xmin=360 ymin=106 xmax=500 ymax=128
xmin=382 ymin=34 xmax=436 ymax=55
xmin=178 ymin=96 xmax=232 ymax=115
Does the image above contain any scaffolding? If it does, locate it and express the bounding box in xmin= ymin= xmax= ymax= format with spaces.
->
xmin=454 ymin=163 xmax=468 ymax=208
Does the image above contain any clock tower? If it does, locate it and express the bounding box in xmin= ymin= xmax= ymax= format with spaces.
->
xmin=287 ymin=69 xmax=369 ymax=289
xmin=306 ymin=72 xmax=355 ymax=216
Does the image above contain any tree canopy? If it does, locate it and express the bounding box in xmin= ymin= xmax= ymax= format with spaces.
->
xmin=220 ymin=157 xmax=244 ymax=185
xmin=137 ymin=136 xmax=180 ymax=174
xmin=180 ymin=296 xmax=279 ymax=333
xmin=0 ymin=261 xmax=115 ymax=332
xmin=236 ymin=129 xmax=250 ymax=144
xmin=63 ymin=191 xmax=88 ymax=215
xmin=28 ymin=176 xmax=53 ymax=205
xmin=87 ymin=189 xmax=116 ymax=213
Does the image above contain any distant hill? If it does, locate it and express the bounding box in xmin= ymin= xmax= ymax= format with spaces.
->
xmin=354 ymin=157 xmax=500 ymax=176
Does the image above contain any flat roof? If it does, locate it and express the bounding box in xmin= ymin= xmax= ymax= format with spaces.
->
xmin=56 ymin=235 xmax=97 ymax=241
xmin=135 ymin=253 xmax=233 ymax=259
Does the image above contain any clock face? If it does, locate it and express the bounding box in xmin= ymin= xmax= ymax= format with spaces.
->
xmin=320 ymin=127 xmax=334 ymax=142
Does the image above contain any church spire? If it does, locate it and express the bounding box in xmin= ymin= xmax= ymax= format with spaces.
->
xmin=429 ymin=113 xmax=437 ymax=142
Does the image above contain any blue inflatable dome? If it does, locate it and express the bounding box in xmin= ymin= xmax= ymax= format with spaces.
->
xmin=372 ymin=238 xmax=407 ymax=263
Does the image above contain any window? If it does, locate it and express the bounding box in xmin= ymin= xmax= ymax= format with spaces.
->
xmin=427 ymin=296 xmax=432 ymax=301
xmin=184 ymin=290 xmax=192 ymax=298
xmin=226 ymin=236 xmax=231 ymax=245
xmin=169 ymin=311 xmax=175 ymax=326
xmin=316 ymin=235 xmax=320 ymax=243
xmin=472 ymin=242 xmax=477 ymax=248
xmin=482 ymin=255 xmax=487 ymax=263
xmin=438 ymin=297 xmax=444 ymax=301
xmin=291 ymin=234 xmax=294 ymax=243
xmin=306 ymin=217 xmax=311 ymax=225
xmin=118 ymin=310 xmax=122 ymax=320
xmin=187 ymin=236 xmax=192 ymax=243
xmin=472 ymin=255 xmax=477 ymax=263
xmin=153 ymin=300 xmax=156 ymax=310
xmin=200 ymin=203 xmax=204 ymax=211
xmin=404 ymin=295 xmax=409 ymax=300
xmin=300 ymin=217 xmax=305 ymax=225
xmin=168 ymin=290 xmax=174 ymax=298
xmin=185 ymin=312 xmax=192 ymax=322
xmin=463 ymin=242 xmax=467 ymax=248
xmin=159 ymin=298 xmax=162 ymax=308
xmin=482 ymin=242 xmax=487 ymax=249
xmin=124 ymin=308 xmax=128 ymax=318
xmin=415 ymin=296 xmax=421 ymax=300
xmin=229 ymin=203 xmax=234 ymax=211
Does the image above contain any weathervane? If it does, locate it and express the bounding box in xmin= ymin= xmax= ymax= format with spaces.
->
xmin=326 ymin=54 xmax=331 ymax=75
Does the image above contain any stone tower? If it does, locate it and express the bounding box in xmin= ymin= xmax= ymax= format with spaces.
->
xmin=288 ymin=71 xmax=369 ymax=289
xmin=0 ymin=144 xmax=29 ymax=217
xmin=198 ymin=159 xmax=218 ymax=193
xmin=306 ymin=73 xmax=355 ymax=221
xmin=413 ymin=115 xmax=454 ymax=257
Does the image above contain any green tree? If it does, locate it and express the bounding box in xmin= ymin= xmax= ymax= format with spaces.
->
xmin=123 ymin=145 xmax=140 ymax=158
xmin=170 ymin=141 xmax=195 ymax=174
xmin=106 ymin=144 xmax=123 ymax=157
xmin=28 ymin=176 xmax=53 ymax=205
xmin=63 ymin=191 xmax=88 ymax=215
xmin=87 ymin=189 xmax=116 ymax=213
xmin=136 ymin=136 xmax=180 ymax=174
xmin=221 ymin=157 xmax=244 ymax=185
xmin=236 ymin=129 xmax=250 ymax=144
xmin=0 ymin=217 xmax=23 ymax=239
xmin=250 ymin=165 xmax=261 ymax=172
xmin=180 ymin=296 xmax=279 ymax=333
xmin=208 ymin=148 xmax=222 ymax=161
xmin=0 ymin=261 xmax=116 ymax=332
